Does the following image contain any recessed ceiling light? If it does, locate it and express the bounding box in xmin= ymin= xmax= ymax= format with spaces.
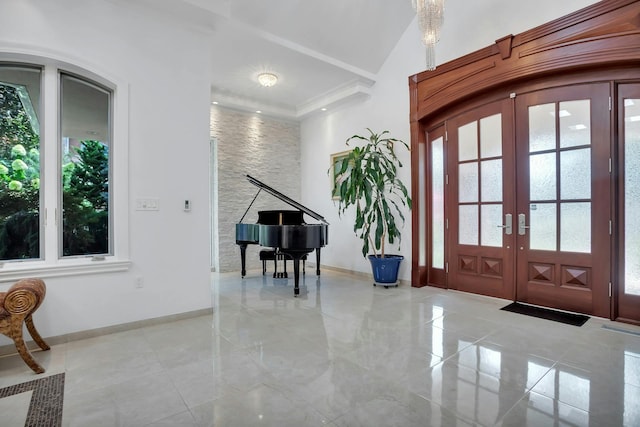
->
xmin=256 ymin=110 xmax=262 ymax=114
xmin=257 ymin=73 xmax=278 ymax=87
xmin=321 ymin=108 xmax=327 ymax=111
xmin=212 ymin=101 xmax=218 ymax=105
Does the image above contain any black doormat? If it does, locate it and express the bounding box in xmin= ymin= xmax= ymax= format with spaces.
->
xmin=500 ymin=302 xmax=589 ymax=326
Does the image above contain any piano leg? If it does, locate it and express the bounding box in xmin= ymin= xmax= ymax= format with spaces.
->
xmin=293 ymin=257 xmax=301 ymax=297
xmin=239 ymin=243 xmax=248 ymax=277
xmin=288 ymin=251 xmax=312 ymax=297
xmin=316 ymin=248 xmax=321 ymax=276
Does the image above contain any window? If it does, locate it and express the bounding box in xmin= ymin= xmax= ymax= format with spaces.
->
xmin=0 ymin=58 xmax=129 ymax=278
xmin=60 ymin=74 xmax=111 ymax=257
xmin=0 ymin=66 xmax=42 ymax=260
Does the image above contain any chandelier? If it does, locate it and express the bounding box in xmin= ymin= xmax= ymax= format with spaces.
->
xmin=412 ymin=0 xmax=445 ymax=71
xmin=257 ymin=72 xmax=278 ymax=87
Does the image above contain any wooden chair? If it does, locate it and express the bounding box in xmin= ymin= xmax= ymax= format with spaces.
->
xmin=0 ymin=278 xmax=50 ymax=374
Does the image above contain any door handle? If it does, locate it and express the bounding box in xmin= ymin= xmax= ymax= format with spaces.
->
xmin=518 ymin=213 xmax=530 ymax=235
xmin=497 ymin=213 xmax=512 ymax=235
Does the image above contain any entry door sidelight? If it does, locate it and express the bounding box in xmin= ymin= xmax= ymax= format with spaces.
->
xmin=617 ymin=84 xmax=640 ymax=324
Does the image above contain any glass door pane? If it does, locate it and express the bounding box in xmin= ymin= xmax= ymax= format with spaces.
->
xmin=526 ymin=100 xmax=592 ymax=254
xmin=624 ymin=97 xmax=640 ymax=296
xmin=431 ymin=137 xmax=445 ymax=269
xmin=457 ymin=115 xmax=504 ymax=247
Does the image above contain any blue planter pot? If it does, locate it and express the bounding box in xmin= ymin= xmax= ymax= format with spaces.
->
xmin=368 ymin=254 xmax=404 ymax=284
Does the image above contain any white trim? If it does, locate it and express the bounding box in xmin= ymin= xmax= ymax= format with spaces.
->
xmin=0 ymin=259 xmax=131 ymax=283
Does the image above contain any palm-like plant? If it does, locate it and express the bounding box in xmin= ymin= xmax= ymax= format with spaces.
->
xmin=332 ymin=128 xmax=412 ymax=258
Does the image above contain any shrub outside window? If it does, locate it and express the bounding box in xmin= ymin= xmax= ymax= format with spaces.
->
xmin=0 ymin=65 xmax=112 ymax=262
xmin=60 ymin=73 xmax=111 ymax=257
xmin=0 ymin=66 xmax=41 ymax=260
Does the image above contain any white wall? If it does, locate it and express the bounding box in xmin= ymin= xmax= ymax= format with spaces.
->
xmin=0 ymin=0 xmax=603 ymax=343
xmin=300 ymin=0 xmax=599 ymax=282
xmin=0 ymin=0 xmax=213 ymax=341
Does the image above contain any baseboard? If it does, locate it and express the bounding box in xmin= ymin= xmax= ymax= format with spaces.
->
xmin=315 ymin=264 xmax=412 ymax=287
xmin=0 ymin=307 xmax=213 ymax=357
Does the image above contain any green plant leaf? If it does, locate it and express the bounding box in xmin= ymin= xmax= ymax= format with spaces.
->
xmin=330 ymin=128 xmax=412 ymax=258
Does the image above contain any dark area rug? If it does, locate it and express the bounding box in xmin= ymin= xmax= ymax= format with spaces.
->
xmin=501 ymin=302 xmax=589 ymax=326
xmin=0 ymin=372 xmax=64 ymax=426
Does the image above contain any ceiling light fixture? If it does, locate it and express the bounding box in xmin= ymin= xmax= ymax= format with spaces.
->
xmin=411 ymin=0 xmax=445 ymax=71
xmin=258 ymin=73 xmax=278 ymax=87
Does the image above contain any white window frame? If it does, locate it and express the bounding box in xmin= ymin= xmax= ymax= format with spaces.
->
xmin=0 ymin=54 xmax=130 ymax=282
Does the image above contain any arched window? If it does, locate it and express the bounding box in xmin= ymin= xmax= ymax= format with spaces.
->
xmin=0 ymin=59 xmax=129 ymax=278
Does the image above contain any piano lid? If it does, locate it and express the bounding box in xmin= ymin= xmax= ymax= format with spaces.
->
xmin=246 ymin=174 xmax=329 ymax=225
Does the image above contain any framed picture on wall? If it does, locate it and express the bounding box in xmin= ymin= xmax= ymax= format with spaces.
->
xmin=329 ymin=150 xmax=352 ymax=200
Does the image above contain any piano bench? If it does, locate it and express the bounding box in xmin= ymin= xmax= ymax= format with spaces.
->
xmin=259 ymin=250 xmax=307 ymax=277
xmin=259 ymin=250 xmax=276 ymax=275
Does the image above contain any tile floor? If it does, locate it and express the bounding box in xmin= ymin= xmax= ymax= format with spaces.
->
xmin=1 ymin=269 xmax=640 ymax=426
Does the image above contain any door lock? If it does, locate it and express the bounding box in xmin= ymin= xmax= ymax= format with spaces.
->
xmin=497 ymin=213 xmax=513 ymax=235
xmin=518 ymin=213 xmax=530 ymax=235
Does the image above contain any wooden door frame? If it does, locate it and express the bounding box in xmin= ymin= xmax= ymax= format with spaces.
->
xmin=409 ymin=0 xmax=640 ymax=321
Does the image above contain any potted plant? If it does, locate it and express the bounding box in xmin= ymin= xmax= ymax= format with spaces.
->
xmin=331 ymin=128 xmax=412 ymax=286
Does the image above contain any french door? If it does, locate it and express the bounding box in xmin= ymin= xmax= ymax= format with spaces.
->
xmin=446 ymin=83 xmax=611 ymax=317
xmin=447 ymin=99 xmax=515 ymax=300
xmin=514 ymin=84 xmax=611 ymax=318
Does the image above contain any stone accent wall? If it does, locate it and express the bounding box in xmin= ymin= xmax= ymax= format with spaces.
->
xmin=210 ymin=107 xmax=301 ymax=273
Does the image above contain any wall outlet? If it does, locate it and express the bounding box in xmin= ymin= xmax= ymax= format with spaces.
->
xmin=135 ymin=276 xmax=144 ymax=288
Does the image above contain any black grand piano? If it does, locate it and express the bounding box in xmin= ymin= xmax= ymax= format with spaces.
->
xmin=235 ymin=175 xmax=329 ymax=296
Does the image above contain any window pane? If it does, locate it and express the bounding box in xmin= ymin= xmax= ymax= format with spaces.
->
xmin=459 ymin=205 xmax=478 ymax=246
xmin=458 ymin=121 xmax=478 ymax=161
xmin=431 ymin=137 xmax=444 ymax=269
xmin=560 ymin=202 xmax=591 ymax=253
xmin=624 ymin=98 xmax=640 ymax=295
xmin=530 ymin=203 xmax=556 ymax=251
xmin=560 ymin=100 xmax=590 ymax=148
xmin=480 ymin=114 xmax=502 ymax=158
xmin=0 ymin=66 xmax=41 ymax=261
xmin=481 ymin=204 xmax=502 ymax=247
xmin=530 ymin=153 xmax=556 ymax=201
xmin=481 ymin=159 xmax=502 ymax=202
xmin=60 ymin=74 xmax=111 ymax=257
xmin=459 ymin=162 xmax=478 ymax=203
xmin=560 ymin=148 xmax=591 ymax=200
xmin=529 ymin=103 xmax=556 ymax=152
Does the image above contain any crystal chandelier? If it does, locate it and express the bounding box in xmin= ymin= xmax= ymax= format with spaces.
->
xmin=258 ymin=72 xmax=278 ymax=87
xmin=412 ymin=0 xmax=445 ymax=70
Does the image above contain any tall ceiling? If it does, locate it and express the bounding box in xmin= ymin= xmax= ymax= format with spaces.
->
xmin=142 ymin=0 xmax=416 ymax=120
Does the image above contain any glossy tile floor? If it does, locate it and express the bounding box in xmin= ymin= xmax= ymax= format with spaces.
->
xmin=1 ymin=269 xmax=640 ymax=426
